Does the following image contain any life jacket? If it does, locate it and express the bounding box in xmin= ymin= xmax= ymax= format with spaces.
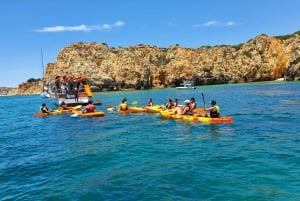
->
xmin=120 ymin=103 xmax=128 ymax=110
xmin=87 ymin=104 xmax=95 ymax=112
xmin=210 ymin=105 xmax=220 ymax=118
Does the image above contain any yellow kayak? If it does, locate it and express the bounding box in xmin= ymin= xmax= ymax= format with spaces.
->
xmin=160 ymin=110 xmax=233 ymax=124
xmin=145 ymin=105 xmax=163 ymax=113
xmin=71 ymin=110 xmax=105 ymax=117
xmin=34 ymin=105 xmax=82 ymax=117
xmin=34 ymin=109 xmax=71 ymax=117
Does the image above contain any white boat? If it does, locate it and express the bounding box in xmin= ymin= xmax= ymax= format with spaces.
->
xmin=47 ymin=75 xmax=94 ymax=106
xmin=40 ymin=91 xmax=50 ymax=98
xmin=275 ymin=77 xmax=285 ymax=81
xmin=176 ymin=81 xmax=196 ymax=89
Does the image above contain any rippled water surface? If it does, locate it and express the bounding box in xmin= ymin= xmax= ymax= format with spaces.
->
xmin=0 ymin=82 xmax=300 ymax=200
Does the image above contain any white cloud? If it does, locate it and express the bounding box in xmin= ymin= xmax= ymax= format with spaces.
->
xmin=193 ymin=20 xmax=236 ymax=27
xmin=225 ymin=21 xmax=236 ymax=26
xmin=35 ymin=21 xmax=125 ymax=32
xmin=203 ymin=20 xmax=219 ymax=26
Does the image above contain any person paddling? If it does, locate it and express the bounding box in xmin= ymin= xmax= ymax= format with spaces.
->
xmin=118 ymin=99 xmax=128 ymax=110
xmin=40 ymin=103 xmax=51 ymax=113
xmin=60 ymin=101 xmax=71 ymax=110
xmin=201 ymin=100 xmax=220 ymax=117
xmin=82 ymin=100 xmax=95 ymax=113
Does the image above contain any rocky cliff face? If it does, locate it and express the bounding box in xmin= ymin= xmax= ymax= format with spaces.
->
xmin=17 ymin=32 xmax=300 ymax=94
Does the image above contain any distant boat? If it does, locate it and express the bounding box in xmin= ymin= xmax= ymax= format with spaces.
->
xmin=275 ymin=77 xmax=285 ymax=81
xmin=40 ymin=86 xmax=50 ymax=98
xmin=176 ymin=81 xmax=196 ymax=89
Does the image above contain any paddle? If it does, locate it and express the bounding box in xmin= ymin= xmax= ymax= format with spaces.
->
xmin=107 ymin=105 xmax=116 ymax=112
xmin=201 ymin=92 xmax=206 ymax=109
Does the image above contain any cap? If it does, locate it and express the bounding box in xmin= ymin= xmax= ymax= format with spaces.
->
xmin=184 ymin=99 xmax=190 ymax=104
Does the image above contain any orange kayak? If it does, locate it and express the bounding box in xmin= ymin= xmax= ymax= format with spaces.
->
xmin=118 ymin=109 xmax=130 ymax=114
xmin=128 ymin=107 xmax=147 ymax=113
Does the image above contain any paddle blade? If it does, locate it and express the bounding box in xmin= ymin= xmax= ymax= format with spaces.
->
xmin=131 ymin=101 xmax=138 ymax=105
xmin=107 ymin=107 xmax=114 ymax=111
xmin=70 ymin=113 xmax=79 ymax=117
xmin=72 ymin=105 xmax=82 ymax=110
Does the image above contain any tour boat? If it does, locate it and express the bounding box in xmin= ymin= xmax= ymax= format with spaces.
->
xmin=46 ymin=75 xmax=94 ymax=106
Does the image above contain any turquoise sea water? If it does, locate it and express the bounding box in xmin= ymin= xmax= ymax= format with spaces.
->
xmin=0 ymin=81 xmax=300 ymax=200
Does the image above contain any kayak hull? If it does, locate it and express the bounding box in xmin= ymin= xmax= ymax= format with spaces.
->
xmin=34 ymin=109 xmax=71 ymax=117
xmin=118 ymin=109 xmax=130 ymax=114
xmin=128 ymin=107 xmax=147 ymax=113
xmin=72 ymin=110 xmax=105 ymax=117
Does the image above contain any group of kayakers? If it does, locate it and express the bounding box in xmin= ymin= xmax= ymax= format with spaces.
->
xmin=40 ymin=100 xmax=96 ymax=114
xmin=40 ymin=96 xmax=220 ymax=118
xmin=143 ymin=96 xmax=220 ymax=117
xmin=117 ymin=96 xmax=220 ymax=118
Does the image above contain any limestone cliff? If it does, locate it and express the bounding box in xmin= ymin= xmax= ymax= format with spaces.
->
xmin=17 ymin=31 xmax=300 ymax=94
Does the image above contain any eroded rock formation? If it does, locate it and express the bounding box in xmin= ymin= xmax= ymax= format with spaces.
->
xmin=17 ymin=32 xmax=300 ymax=94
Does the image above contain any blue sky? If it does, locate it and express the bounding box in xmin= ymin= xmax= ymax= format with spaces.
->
xmin=1 ymin=0 xmax=300 ymax=87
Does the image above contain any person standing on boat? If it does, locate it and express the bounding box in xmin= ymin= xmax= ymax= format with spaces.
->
xmin=74 ymin=87 xmax=79 ymax=102
xmin=40 ymin=103 xmax=51 ymax=113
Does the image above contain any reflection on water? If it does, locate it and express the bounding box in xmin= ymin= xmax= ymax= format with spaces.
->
xmin=282 ymin=99 xmax=300 ymax=104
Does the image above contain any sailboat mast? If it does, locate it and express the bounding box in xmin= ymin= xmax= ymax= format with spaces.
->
xmin=41 ymin=48 xmax=44 ymax=79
